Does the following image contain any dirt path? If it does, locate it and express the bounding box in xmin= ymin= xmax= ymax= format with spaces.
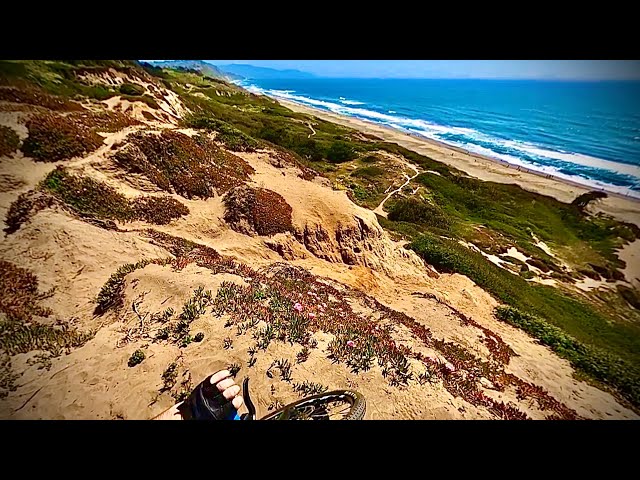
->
xmin=307 ymin=122 xmax=316 ymax=139
xmin=373 ymin=162 xmax=420 ymax=217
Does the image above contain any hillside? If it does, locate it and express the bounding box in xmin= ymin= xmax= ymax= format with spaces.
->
xmin=145 ymin=61 xmax=236 ymax=81
xmin=0 ymin=60 xmax=638 ymax=420
xmin=216 ymin=63 xmax=315 ymax=80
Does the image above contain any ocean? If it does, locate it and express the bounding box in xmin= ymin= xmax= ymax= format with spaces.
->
xmin=238 ymin=78 xmax=640 ymax=199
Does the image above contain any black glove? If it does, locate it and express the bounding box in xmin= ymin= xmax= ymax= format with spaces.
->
xmin=179 ymin=374 xmax=238 ymax=420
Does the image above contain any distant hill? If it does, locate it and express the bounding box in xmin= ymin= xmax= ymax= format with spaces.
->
xmin=216 ymin=63 xmax=315 ymax=80
xmin=145 ymin=60 xmax=237 ymax=80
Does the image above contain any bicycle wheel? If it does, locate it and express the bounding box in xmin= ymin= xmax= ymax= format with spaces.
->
xmin=260 ymin=390 xmax=365 ymax=420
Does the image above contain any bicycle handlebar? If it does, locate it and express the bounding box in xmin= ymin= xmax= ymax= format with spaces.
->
xmin=240 ymin=377 xmax=256 ymax=420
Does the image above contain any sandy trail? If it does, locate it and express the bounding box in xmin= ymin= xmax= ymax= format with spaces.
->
xmin=373 ymin=162 xmax=420 ymax=217
xmin=307 ymin=122 xmax=316 ymax=139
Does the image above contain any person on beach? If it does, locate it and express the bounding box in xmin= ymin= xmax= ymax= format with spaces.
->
xmin=154 ymin=369 xmax=244 ymax=420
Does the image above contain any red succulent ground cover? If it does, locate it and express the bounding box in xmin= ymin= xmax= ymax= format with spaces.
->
xmin=0 ymin=125 xmax=20 ymax=157
xmin=113 ymin=130 xmax=255 ymax=199
xmin=0 ymin=260 xmax=92 ymax=376
xmin=21 ymin=113 xmax=104 ymax=162
xmin=223 ymin=185 xmax=294 ymax=236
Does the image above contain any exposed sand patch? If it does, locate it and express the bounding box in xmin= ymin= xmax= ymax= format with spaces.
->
xmin=619 ymin=240 xmax=640 ymax=288
xmin=503 ymin=246 xmax=529 ymax=263
xmin=0 ymin=212 xmax=169 ymax=323
xmin=573 ymin=277 xmax=621 ymax=292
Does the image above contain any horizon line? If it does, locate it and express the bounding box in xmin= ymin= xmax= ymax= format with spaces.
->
xmin=238 ymin=75 xmax=640 ymax=82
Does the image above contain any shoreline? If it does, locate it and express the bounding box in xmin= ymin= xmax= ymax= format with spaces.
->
xmin=272 ymin=97 xmax=640 ymax=226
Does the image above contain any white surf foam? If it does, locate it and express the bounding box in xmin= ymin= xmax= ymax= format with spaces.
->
xmin=244 ymin=82 xmax=640 ymax=199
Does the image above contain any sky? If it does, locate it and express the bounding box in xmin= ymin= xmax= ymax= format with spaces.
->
xmin=204 ymin=60 xmax=640 ymax=80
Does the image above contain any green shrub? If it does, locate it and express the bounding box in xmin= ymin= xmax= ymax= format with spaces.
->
xmin=0 ymin=125 xmax=20 ymax=157
xmin=80 ymin=85 xmax=116 ymax=101
xmin=352 ymin=166 xmax=384 ymax=179
xmin=526 ymin=257 xmax=551 ymax=273
xmin=617 ymin=285 xmax=640 ymax=310
xmin=183 ymin=115 xmax=258 ymax=152
xmin=348 ymin=183 xmax=371 ymax=202
xmin=1 ymin=354 xmax=19 ymax=399
xmin=42 ymin=167 xmax=134 ymax=221
xmin=414 ymin=171 xmax=636 ymax=267
xmin=410 ymin=233 xmax=640 ymax=384
xmin=388 ymin=198 xmax=451 ymax=229
xmin=122 ymin=94 xmax=159 ymax=109
xmin=4 ymin=190 xmax=56 ymax=234
xmin=520 ymin=270 xmax=535 ymax=280
xmin=119 ymin=83 xmax=145 ymax=96
xmin=326 ymin=140 xmax=356 ymax=163
xmin=95 ymin=259 xmax=161 ymax=314
xmin=41 ymin=167 xmax=190 ymax=227
xmin=22 ymin=113 xmax=103 ymax=162
xmin=161 ymin=362 xmax=179 ymax=390
xmin=128 ymin=349 xmax=146 ymax=367
xmin=0 ymin=320 xmax=93 ymax=356
xmin=572 ymin=191 xmax=608 ymax=212
xmin=360 ymin=154 xmax=379 ymax=164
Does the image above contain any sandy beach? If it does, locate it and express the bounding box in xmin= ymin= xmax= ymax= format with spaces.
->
xmin=276 ymin=98 xmax=640 ymax=227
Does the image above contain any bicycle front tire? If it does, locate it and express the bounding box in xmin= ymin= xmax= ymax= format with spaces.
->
xmin=260 ymin=390 xmax=366 ymax=420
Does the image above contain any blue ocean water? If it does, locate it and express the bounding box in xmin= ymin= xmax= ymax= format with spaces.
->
xmin=239 ymin=78 xmax=640 ymax=198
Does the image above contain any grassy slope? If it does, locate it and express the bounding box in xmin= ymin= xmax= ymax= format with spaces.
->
xmin=2 ymin=60 xmax=639 ymax=408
